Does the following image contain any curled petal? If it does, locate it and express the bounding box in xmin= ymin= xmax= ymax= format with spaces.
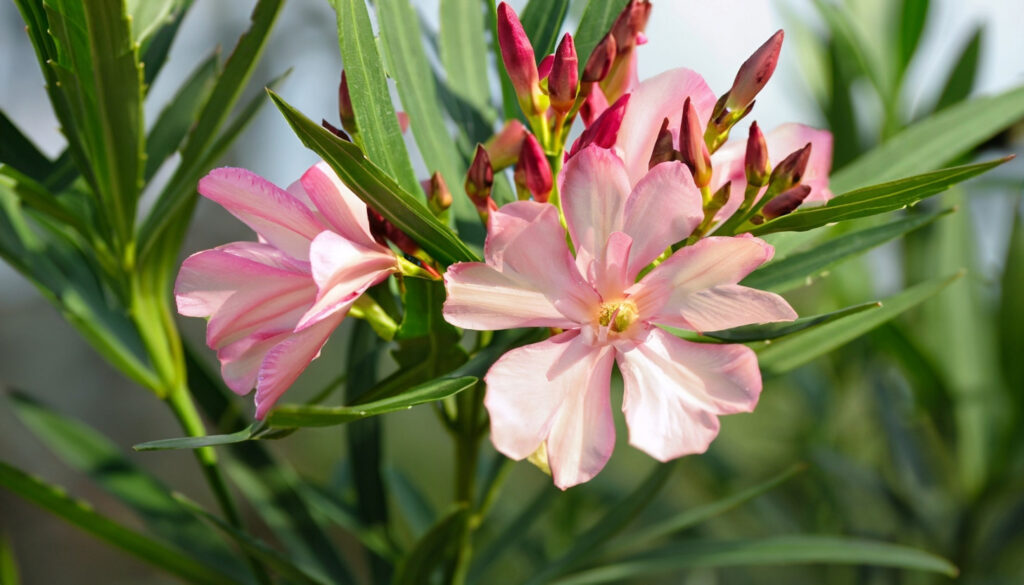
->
xmin=617 ymin=328 xmax=761 ymax=461
xmin=484 ymin=331 xmax=616 ymax=489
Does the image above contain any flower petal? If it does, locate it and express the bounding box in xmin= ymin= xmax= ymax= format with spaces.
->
xmin=217 ymin=330 xmax=292 ymax=395
xmin=630 ymin=236 xmax=796 ymax=331
xmin=198 ymin=168 xmax=326 ymax=259
xmin=560 ymin=146 xmax=632 ymax=277
xmin=296 ymin=231 xmax=397 ymax=330
xmin=484 ymin=331 xmax=616 ymax=489
xmin=615 ymin=68 xmax=717 ymax=186
xmin=617 ymin=328 xmax=761 ymax=461
xmin=254 ymin=311 xmax=346 ymax=419
xmin=622 ymin=161 xmax=704 ymax=277
xmin=443 ymin=263 xmax=579 ymax=330
xmin=299 ymin=162 xmax=378 ymax=246
xmin=485 ymin=201 xmax=599 ymax=323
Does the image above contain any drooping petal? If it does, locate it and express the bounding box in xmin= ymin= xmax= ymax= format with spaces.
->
xmin=621 ymin=161 xmax=703 ymax=277
xmin=560 ymin=146 xmax=632 ymax=277
xmin=299 ymin=162 xmax=377 ymax=246
xmin=254 ymin=311 xmax=346 ymax=419
xmin=614 ymin=68 xmax=717 ymax=186
xmin=484 ymin=331 xmax=616 ymax=489
xmin=617 ymin=328 xmax=761 ymax=461
xmin=296 ymin=231 xmax=397 ymax=330
xmin=444 ymin=263 xmax=579 ymax=330
xmin=485 ymin=201 xmax=600 ymax=323
xmin=217 ymin=330 xmax=292 ymax=395
xmin=198 ymin=168 xmax=326 ymax=259
xmin=630 ymin=236 xmax=796 ymax=331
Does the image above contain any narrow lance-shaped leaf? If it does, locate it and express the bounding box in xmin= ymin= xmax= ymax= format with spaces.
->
xmin=0 ymin=462 xmax=245 ymax=585
xmin=520 ymin=0 xmax=571 ymax=57
xmin=573 ymin=0 xmax=631 ymax=80
xmin=693 ymin=302 xmax=880 ymax=343
xmin=441 ymin=0 xmax=496 ymax=140
xmin=757 ymin=272 xmax=963 ymax=374
xmin=0 ymin=110 xmax=53 ymax=182
xmin=932 ymin=26 xmax=982 ymax=113
xmin=896 ymin=0 xmax=929 ymax=79
xmin=270 ymin=90 xmax=479 ymax=266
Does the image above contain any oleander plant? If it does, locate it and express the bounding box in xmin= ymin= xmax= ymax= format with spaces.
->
xmin=1 ymin=0 xmax=1022 ymax=583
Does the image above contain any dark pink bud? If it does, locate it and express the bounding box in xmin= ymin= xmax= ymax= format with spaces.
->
xmin=582 ymin=34 xmax=617 ymax=83
xmin=497 ymin=2 xmax=543 ymax=115
xmin=466 ymin=145 xmax=494 ymax=204
xmin=679 ymin=97 xmax=712 ymax=187
xmin=538 ymin=54 xmax=554 ymax=80
xmin=484 ymin=119 xmax=527 ymax=171
xmin=769 ymin=142 xmax=812 ymax=191
xmin=321 ymin=119 xmax=351 ymax=142
xmin=339 ymin=71 xmax=355 ymax=132
xmin=367 ymin=207 xmax=420 ymax=256
xmin=549 ymin=34 xmax=579 ymax=113
xmin=567 ymin=94 xmax=630 ymax=159
xmin=427 ymin=171 xmax=452 ymax=214
xmin=610 ymin=0 xmax=652 ymax=51
xmin=514 ymin=133 xmax=553 ymax=202
xmin=760 ymin=184 xmax=811 ymax=221
xmin=579 ymin=87 xmax=609 ymax=126
xmin=744 ymin=121 xmax=770 ymax=187
xmin=648 ymin=117 xmax=677 ymax=169
xmin=726 ymin=30 xmax=784 ymax=111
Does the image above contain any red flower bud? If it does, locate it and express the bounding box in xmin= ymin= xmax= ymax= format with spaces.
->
xmin=367 ymin=207 xmax=420 ymax=256
xmin=610 ymin=0 xmax=652 ymax=51
xmin=768 ymin=142 xmax=812 ymax=192
xmin=497 ymin=2 xmax=543 ymax=115
xmin=649 ymin=117 xmax=677 ymax=169
xmin=744 ymin=121 xmax=770 ymax=187
xmin=582 ymin=33 xmax=616 ymax=83
xmin=760 ymin=184 xmax=811 ymax=221
xmin=484 ymin=119 xmax=527 ymax=171
xmin=427 ymin=171 xmax=452 ymax=214
xmin=567 ymin=94 xmax=630 ymax=160
xmin=466 ymin=145 xmax=497 ymax=224
xmin=538 ymin=54 xmax=554 ymax=80
xmin=679 ymin=97 xmax=712 ymax=187
xmin=514 ymin=133 xmax=553 ymax=202
xmin=726 ymin=30 xmax=783 ymax=111
xmin=549 ymin=34 xmax=579 ymax=113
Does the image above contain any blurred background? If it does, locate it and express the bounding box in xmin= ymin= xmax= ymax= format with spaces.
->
xmin=2 ymin=0 xmax=1023 ymax=583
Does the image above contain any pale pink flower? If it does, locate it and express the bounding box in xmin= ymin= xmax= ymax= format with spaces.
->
xmin=175 ymin=162 xmax=398 ymax=418
xmin=443 ymin=146 xmax=797 ymax=489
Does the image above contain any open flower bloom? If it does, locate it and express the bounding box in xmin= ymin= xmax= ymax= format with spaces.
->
xmin=443 ymin=146 xmax=797 ymax=489
xmin=596 ymin=67 xmax=832 ymax=222
xmin=175 ymin=162 xmax=398 ymax=418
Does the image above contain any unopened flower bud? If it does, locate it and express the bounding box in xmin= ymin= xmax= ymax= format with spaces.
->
xmin=367 ymin=207 xmax=420 ymax=256
xmin=514 ymin=133 xmax=553 ymax=202
xmin=602 ymin=1 xmax=651 ymax=101
xmin=321 ymin=119 xmax=351 ymax=142
xmin=760 ymin=184 xmax=811 ymax=221
xmin=708 ymin=181 xmax=732 ymax=215
xmin=339 ymin=71 xmax=356 ymax=133
xmin=538 ymin=54 xmax=554 ymax=80
xmin=610 ymin=0 xmax=652 ymax=50
xmin=567 ymin=94 xmax=630 ymax=159
xmin=679 ymin=97 xmax=712 ymax=187
xmin=744 ymin=121 xmax=770 ymax=187
xmin=768 ymin=142 xmax=812 ymax=192
xmin=649 ymin=117 xmax=677 ymax=169
xmin=466 ymin=145 xmax=496 ymax=224
xmin=582 ymin=34 xmax=616 ymax=83
xmin=484 ymin=119 xmax=527 ymax=171
xmin=549 ymin=34 xmax=579 ymax=114
xmin=497 ymin=2 xmax=543 ymax=115
xmin=726 ymin=30 xmax=783 ymax=112
xmin=427 ymin=171 xmax=452 ymax=214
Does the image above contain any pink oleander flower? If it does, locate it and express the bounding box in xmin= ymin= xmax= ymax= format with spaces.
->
xmin=442 ymin=145 xmax=797 ymax=489
xmin=581 ymin=67 xmax=833 ymax=223
xmin=175 ymin=162 xmax=399 ymax=418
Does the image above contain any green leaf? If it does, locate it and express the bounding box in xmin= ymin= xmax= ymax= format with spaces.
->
xmin=831 ymin=83 xmax=1024 ymax=193
xmin=751 ymin=158 xmax=1007 ymax=235
xmin=144 ymin=51 xmax=219 ymax=181
xmin=812 ymin=0 xmax=893 ymax=105
xmin=333 ymin=0 xmax=421 ymax=196
xmin=0 ymin=166 xmax=90 ymax=236
xmin=296 ymin=484 xmax=400 ymax=560
xmin=573 ymin=0 xmax=630 ymax=80
xmin=440 ymin=0 xmax=495 ymax=142
xmin=932 ymin=26 xmax=982 ymax=113
xmin=125 ymin=0 xmax=176 ymax=46
xmin=173 ymin=494 xmax=333 ymax=585
xmin=552 ymin=536 xmax=958 ymax=585
xmin=8 ymin=391 xmax=246 ymax=577
xmin=757 ymin=272 xmax=962 ymax=374
xmin=896 ymin=0 xmax=929 ymax=78
xmin=268 ymin=375 xmax=478 ymax=428
xmin=0 ymin=110 xmax=53 ymax=182
xmin=43 ymin=0 xmax=145 ymax=253
xmin=520 ymin=0 xmax=571 ymax=57
xmin=743 ymin=207 xmax=952 ymax=292
xmin=392 ymin=506 xmax=470 ymax=585
xmin=377 ymin=0 xmax=473 ymax=223
xmin=138 ymin=0 xmax=283 ymax=263
xmin=525 ymin=462 xmax=678 ymax=585
xmin=0 ymin=461 xmax=245 ymax=585
xmin=695 ymin=302 xmax=880 ymax=343
xmin=139 ymin=0 xmax=193 ymax=87
xmin=270 ymin=90 xmax=479 ymax=266
xmin=0 ymin=532 xmax=18 ymax=585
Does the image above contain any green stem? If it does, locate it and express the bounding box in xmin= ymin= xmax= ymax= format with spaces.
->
xmin=449 ymin=382 xmax=485 ymax=585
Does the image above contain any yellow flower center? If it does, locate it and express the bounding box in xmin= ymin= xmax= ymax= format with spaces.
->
xmin=598 ymin=299 xmax=640 ymax=333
